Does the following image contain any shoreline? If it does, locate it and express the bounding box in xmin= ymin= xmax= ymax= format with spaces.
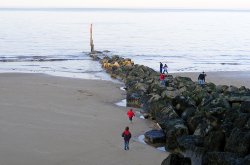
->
xmin=0 ymin=73 xmax=167 ymax=165
xmin=1 ymin=69 xmax=250 ymax=87
xmin=171 ymin=71 xmax=250 ymax=88
xmin=1 ymin=68 xmax=250 ymax=164
xmin=89 ymin=52 xmax=250 ymax=164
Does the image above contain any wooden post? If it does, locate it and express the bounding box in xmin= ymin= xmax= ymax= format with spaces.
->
xmin=90 ymin=24 xmax=94 ymax=52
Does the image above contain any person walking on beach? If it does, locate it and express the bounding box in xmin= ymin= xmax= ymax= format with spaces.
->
xmin=160 ymin=62 xmax=163 ymax=73
xmin=122 ymin=126 xmax=132 ymax=150
xmin=127 ymin=109 xmax=135 ymax=123
xmin=163 ymin=64 xmax=168 ymax=74
xmin=198 ymin=71 xmax=206 ymax=86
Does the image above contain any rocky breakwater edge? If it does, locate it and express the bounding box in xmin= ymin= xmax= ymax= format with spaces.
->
xmin=89 ymin=51 xmax=250 ymax=165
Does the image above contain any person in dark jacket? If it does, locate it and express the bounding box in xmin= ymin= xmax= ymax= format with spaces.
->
xmin=122 ymin=126 xmax=132 ymax=150
xmin=160 ymin=62 xmax=163 ymax=73
xmin=198 ymin=71 xmax=207 ymax=87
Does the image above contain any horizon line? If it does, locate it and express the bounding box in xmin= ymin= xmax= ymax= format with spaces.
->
xmin=0 ymin=7 xmax=250 ymax=12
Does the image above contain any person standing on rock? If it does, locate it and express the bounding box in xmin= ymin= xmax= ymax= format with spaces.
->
xmin=127 ymin=109 xmax=135 ymax=123
xmin=163 ymin=64 xmax=168 ymax=74
xmin=160 ymin=73 xmax=165 ymax=86
xmin=160 ymin=62 xmax=163 ymax=73
xmin=122 ymin=126 xmax=132 ymax=150
xmin=198 ymin=71 xmax=206 ymax=87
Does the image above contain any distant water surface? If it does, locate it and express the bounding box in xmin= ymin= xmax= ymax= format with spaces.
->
xmin=0 ymin=8 xmax=250 ymax=79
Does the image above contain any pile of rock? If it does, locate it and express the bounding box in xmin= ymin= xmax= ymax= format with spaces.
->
xmin=89 ymin=52 xmax=250 ymax=165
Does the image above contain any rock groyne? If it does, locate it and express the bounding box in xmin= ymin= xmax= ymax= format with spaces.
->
xmin=89 ymin=51 xmax=250 ymax=165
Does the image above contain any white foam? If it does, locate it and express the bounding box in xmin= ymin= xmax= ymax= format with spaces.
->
xmin=120 ymin=87 xmax=126 ymax=91
xmin=137 ymin=135 xmax=167 ymax=152
xmin=157 ymin=147 xmax=166 ymax=152
xmin=140 ymin=115 xmax=145 ymax=119
xmin=115 ymin=99 xmax=126 ymax=107
xmin=138 ymin=135 xmax=146 ymax=144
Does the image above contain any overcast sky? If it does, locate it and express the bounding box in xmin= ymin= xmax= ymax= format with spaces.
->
xmin=1 ymin=0 xmax=250 ymax=9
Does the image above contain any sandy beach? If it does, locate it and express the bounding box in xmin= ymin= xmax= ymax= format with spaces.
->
xmin=1 ymin=71 xmax=249 ymax=165
xmin=172 ymin=71 xmax=250 ymax=88
xmin=0 ymin=73 xmax=166 ymax=165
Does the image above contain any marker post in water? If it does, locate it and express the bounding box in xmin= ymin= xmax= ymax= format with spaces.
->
xmin=90 ymin=24 xmax=94 ymax=52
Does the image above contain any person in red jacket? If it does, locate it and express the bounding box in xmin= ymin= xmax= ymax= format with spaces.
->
xmin=127 ymin=109 xmax=135 ymax=123
xmin=122 ymin=126 xmax=132 ymax=150
xmin=160 ymin=73 xmax=165 ymax=86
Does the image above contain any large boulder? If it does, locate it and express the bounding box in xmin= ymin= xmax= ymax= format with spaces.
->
xmin=221 ymin=121 xmax=235 ymax=138
xmin=190 ymin=86 xmax=211 ymax=106
xmin=144 ymin=129 xmax=165 ymax=144
xmin=205 ymin=82 xmax=217 ymax=93
xmin=187 ymin=115 xmax=204 ymax=134
xmin=204 ymin=130 xmax=225 ymax=151
xmin=227 ymin=85 xmax=239 ymax=93
xmin=225 ymin=128 xmax=250 ymax=156
xmin=216 ymin=85 xmax=229 ymax=93
xmin=172 ymin=96 xmax=196 ymax=116
xmin=158 ymin=104 xmax=180 ymax=122
xmin=227 ymin=92 xmax=250 ymax=103
xmin=181 ymin=107 xmax=196 ymax=121
xmin=233 ymin=113 xmax=250 ymax=129
xmin=242 ymin=154 xmax=250 ymax=165
xmin=162 ymin=88 xmax=181 ymax=100
xmin=240 ymin=101 xmax=250 ymax=113
xmin=202 ymin=152 xmax=244 ymax=165
xmin=162 ymin=119 xmax=189 ymax=150
xmin=246 ymin=118 xmax=250 ymax=129
xmin=177 ymin=135 xmax=204 ymax=152
xmin=145 ymin=96 xmax=167 ymax=120
xmin=201 ymin=97 xmax=230 ymax=118
xmin=161 ymin=153 xmax=191 ymax=165
xmin=191 ymin=115 xmax=220 ymax=137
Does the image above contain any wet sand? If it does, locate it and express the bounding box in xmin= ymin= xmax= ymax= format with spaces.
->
xmin=172 ymin=71 xmax=250 ymax=88
xmin=1 ymin=71 xmax=249 ymax=165
xmin=0 ymin=73 xmax=167 ymax=165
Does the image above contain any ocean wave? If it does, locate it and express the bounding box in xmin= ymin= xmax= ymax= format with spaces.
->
xmin=220 ymin=62 xmax=240 ymax=65
xmin=0 ymin=55 xmax=90 ymax=62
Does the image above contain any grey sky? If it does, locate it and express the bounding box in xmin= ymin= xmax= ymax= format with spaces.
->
xmin=1 ymin=0 xmax=250 ymax=9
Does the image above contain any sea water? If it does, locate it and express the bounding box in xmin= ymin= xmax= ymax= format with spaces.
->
xmin=1 ymin=8 xmax=250 ymax=80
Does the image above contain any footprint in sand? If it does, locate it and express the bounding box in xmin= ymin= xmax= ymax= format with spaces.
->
xmin=77 ymin=89 xmax=93 ymax=96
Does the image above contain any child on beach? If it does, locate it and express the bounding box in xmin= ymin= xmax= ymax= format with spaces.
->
xmin=127 ymin=109 xmax=135 ymax=123
xmin=121 ymin=126 xmax=132 ymax=150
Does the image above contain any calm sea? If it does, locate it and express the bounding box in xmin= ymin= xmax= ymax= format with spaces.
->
xmin=1 ymin=8 xmax=250 ymax=80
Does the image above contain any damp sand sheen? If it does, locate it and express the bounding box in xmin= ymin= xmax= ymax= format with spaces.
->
xmin=0 ymin=73 xmax=167 ymax=165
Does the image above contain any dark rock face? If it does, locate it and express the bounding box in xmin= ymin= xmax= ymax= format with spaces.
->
xmin=181 ymin=107 xmax=196 ymax=121
xmin=172 ymin=96 xmax=195 ymax=116
xmin=89 ymin=52 xmax=250 ymax=165
xmin=240 ymin=101 xmax=250 ymax=113
xmin=178 ymin=135 xmax=204 ymax=152
xmin=204 ymin=130 xmax=225 ymax=152
xmin=187 ymin=115 xmax=204 ymax=134
xmin=144 ymin=129 xmax=166 ymax=144
xmin=225 ymin=128 xmax=250 ymax=156
xmin=164 ymin=120 xmax=189 ymax=150
xmin=202 ymin=152 xmax=244 ymax=165
xmin=242 ymin=154 xmax=250 ymax=165
xmin=161 ymin=153 xmax=191 ymax=165
xmin=233 ymin=113 xmax=250 ymax=129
